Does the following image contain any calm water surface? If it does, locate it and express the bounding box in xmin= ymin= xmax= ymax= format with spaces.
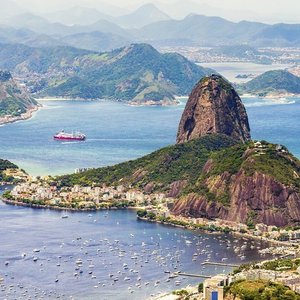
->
xmin=200 ymin=62 xmax=290 ymax=83
xmin=0 ymin=97 xmax=299 ymax=299
xmin=0 ymin=186 xmax=272 ymax=299
xmin=0 ymin=98 xmax=299 ymax=176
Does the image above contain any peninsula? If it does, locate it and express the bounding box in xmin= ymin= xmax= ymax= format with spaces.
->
xmin=0 ymin=70 xmax=39 ymax=125
xmin=3 ymin=74 xmax=300 ymax=247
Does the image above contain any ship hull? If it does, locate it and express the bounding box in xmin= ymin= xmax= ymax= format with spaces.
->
xmin=53 ymin=136 xmax=85 ymax=141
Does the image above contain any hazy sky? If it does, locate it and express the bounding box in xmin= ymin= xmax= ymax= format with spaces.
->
xmin=9 ymin=0 xmax=300 ymax=23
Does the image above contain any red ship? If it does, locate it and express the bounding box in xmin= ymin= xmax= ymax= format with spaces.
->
xmin=53 ymin=130 xmax=86 ymax=141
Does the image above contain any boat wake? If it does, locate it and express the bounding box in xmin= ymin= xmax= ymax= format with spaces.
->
xmin=60 ymin=141 xmax=82 ymax=145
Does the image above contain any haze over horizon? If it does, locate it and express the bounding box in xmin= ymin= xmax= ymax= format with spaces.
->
xmin=5 ymin=0 xmax=300 ymax=24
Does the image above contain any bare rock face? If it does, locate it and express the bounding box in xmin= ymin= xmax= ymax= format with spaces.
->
xmin=172 ymin=170 xmax=300 ymax=227
xmin=177 ymin=74 xmax=251 ymax=144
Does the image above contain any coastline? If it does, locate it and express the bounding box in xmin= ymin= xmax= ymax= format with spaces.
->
xmin=0 ymin=197 xmax=142 ymax=212
xmin=36 ymin=96 xmax=185 ymax=107
xmin=35 ymin=97 xmax=100 ymax=102
xmin=241 ymin=92 xmax=300 ymax=99
xmin=2 ymin=196 xmax=298 ymax=248
xmin=137 ymin=217 xmax=299 ymax=247
xmin=0 ymin=105 xmax=41 ymax=126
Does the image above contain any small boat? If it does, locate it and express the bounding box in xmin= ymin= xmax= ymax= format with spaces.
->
xmin=53 ymin=130 xmax=86 ymax=141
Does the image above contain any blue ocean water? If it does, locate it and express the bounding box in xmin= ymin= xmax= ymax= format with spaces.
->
xmin=0 ymin=188 xmax=272 ymax=299
xmin=0 ymin=97 xmax=299 ymax=176
xmin=0 ymin=98 xmax=297 ymax=299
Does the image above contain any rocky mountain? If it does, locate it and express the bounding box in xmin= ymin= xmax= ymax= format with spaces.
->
xmin=56 ymin=75 xmax=300 ymax=227
xmin=177 ymin=75 xmax=251 ymax=144
xmin=0 ymin=70 xmax=37 ymax=117
xmin=242 ymin=70 xmax=300 ymax=96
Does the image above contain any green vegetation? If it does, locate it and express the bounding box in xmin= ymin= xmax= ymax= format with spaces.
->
xmin=0 ymin=43 xmax=211 ymax=103
xmin=0 ymin=159 xmax=18 ymax=182
xmin=242 ymin=143 xmax=300 ymax=189
xmin=0 ymin=71 xmax=38 ymax=117
xmin=172 ymin=289 xmax=189 ymax=296
xmin=44 ymin=44 xmax=210 ymax=102
xmin=137 ymin=209 xmax=232 ymax=233
xmin=56 ymin=134 xmax=300 ymax=212
xmin=233 ymin=258 xmax=300 ymax=274
xmin=262 ymin=258 xmax=300 ymax=271
xmin=242 ymin=70 xmax=300 ymax=95
xmin=225 ymin=280 xmax=300 ymax=300
xmin=57 ymin=134 xmax=237 ymax=190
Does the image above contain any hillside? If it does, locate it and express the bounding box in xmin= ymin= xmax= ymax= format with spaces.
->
xmin=44 ymin=44 xmax=211 ymax=103
xmin=55 ymin=75 xmax=300 ymax=227
xmin=0 ymin=70 xmax=38 ymax=117
xmin=224 ymin=280 xmax=300 ymax=300
xmin=0 ymin=43 xmax=210 ymax=103
xmin=61 ymin=31 xmax=131 ymax=52
xmin=0 ymin=158 xmax=18 ymax=183
xmin=57 ymin=134 xmax=300 ymax=227
xmin=242 ymin=70 xmax=300 ymax=96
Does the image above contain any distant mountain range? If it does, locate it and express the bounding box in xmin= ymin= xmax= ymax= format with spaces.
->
xmin=134 ymin=14 xmax=300 ymax=47
xmin=1 ymin=4 xmax=300 ymax=50
xmin=241 ymin=70 xmax=300 ymax=96
xmin=116 ymin=3 xmax=171 ymax=29
xmin=0 ymin=43 xmax=211 ymax=103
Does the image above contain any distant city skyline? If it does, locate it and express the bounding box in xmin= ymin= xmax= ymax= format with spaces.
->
xmin=8 ymin=0 xmax=300 ymax=24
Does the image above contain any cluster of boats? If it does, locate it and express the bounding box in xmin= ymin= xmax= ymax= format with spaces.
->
xmin=1 ymin=212 xmax=271 ymax=299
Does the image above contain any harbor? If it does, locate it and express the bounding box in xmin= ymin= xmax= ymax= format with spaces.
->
xmin=0 ymin=190 xmax=273 ymax=299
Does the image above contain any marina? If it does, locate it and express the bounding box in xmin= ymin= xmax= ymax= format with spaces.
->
xmin=0 ymin=187 xmax=273 ymax=299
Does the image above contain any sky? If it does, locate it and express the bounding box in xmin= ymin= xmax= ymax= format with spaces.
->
xmin=7 ymin=0 xmax=300 ymax=23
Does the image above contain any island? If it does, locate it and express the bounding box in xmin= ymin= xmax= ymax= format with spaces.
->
xmin=240 ymin=70 xmax=300 ymax=97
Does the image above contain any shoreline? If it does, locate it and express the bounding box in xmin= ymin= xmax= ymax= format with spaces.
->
xmin=2 ymin=197 xmax=298 ymax=248
xmin=241 ymin=93 xmax=300 ymax=99
xmin=36 ymin=96 xmax=185 ymax=107
xmin=35 ymin=97 xmax=101 ymax=102
xmin=0 ymin=105 xmax=41 ymax=126
xmin=137 ymin=217 xmax=299 ymax=247
xmin=0 ymin=197 xmax=142 ymax=212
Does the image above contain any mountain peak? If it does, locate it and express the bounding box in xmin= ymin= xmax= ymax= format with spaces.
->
xmin=177 ymin=74 xmax=251 ymax=144
xmin=117 ymin=3 xmax=170 ymax=28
